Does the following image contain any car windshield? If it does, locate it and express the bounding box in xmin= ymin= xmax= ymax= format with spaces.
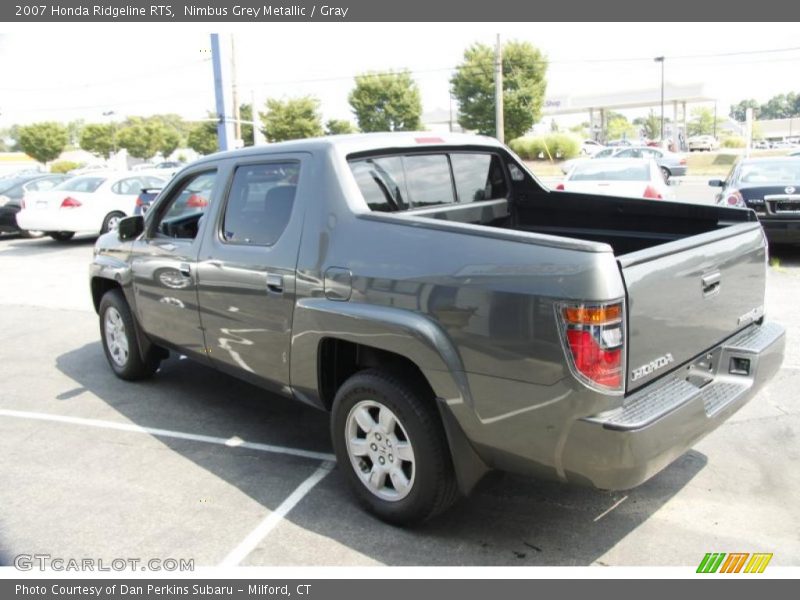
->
xmin=570 ymin=162 xmax=651 ymax=181
xmin=738 ymin=162 xmax=800 ymax=184
xmin=54 ymin=176 xmax=106 ymax=193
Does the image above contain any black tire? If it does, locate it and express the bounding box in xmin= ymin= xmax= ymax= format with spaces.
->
xmin=101 ymin=211 xmax=126 ymax=234
xmin=99 ymin=289 xmax=161 ymax=380
xmin=331 ymin=369 xmax=458 ymax=525
xmin=48 ymin=231 xmax=74 ymax=242
xmin=660 ymin=166 xmax=671 ymax=181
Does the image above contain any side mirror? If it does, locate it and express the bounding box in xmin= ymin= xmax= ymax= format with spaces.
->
xmin=118 ymin=215 xmax=144 ymax=240
xmin=708 ymin=179 xmax=725 ymax=187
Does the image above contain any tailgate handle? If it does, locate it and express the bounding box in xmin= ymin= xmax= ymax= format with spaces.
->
xmin=701 ymin=271 xmax=721 ymax=297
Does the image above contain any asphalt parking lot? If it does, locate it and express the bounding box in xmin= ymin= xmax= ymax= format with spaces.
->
xmin=0 ymin=203 xmax=799 ymax=567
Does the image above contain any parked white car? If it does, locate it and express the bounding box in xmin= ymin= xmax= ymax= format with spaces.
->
xmin=554 ymin=158 xmax=674 ymax=200
xmin=581 ymin=139 xmax=606 ymax=156
xmin=688 ymin=135 xmax=720 ymax=152
xmin=16 ymin=172 xmax=166 ymax=241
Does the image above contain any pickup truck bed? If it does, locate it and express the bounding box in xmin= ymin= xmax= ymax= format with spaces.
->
xmin=90 ymin=132 xmax=784 ymax=524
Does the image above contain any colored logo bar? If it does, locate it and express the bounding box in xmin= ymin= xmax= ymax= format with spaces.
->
xmin=697 ymin=552 xmax=773 ymax=573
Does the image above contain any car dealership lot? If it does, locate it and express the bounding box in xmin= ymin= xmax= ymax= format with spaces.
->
xmin=0 ymin=223 xmax=799 ymax=567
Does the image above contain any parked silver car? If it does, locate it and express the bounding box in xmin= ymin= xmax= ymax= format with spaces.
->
xmin=562 ymin=145 xmax=688 ymax=179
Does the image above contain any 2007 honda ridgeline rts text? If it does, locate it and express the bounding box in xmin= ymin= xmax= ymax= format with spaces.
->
xmin=89 ymin=133 xmax=785 ymax=524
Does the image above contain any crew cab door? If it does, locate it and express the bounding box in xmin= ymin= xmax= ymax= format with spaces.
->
xmin=194 ymin=156 xmax=306 ymax=394
xmin=129 ymin=168 xmax=221 ymax=360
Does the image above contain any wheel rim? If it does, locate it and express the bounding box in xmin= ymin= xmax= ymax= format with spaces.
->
xmin=104 ymin=307 xmax=129 ymax=367
xmin=106 ymin=215 xmax=122 ymax=231
xmin=346 ymin=400 xmax=416 ymax=501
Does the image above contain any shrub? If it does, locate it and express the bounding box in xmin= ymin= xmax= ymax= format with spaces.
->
xmin=509 ymin=133 xmax=581 ymax=160
xmin=721 ymin=136 xmax=746 ymax=148
xmin=50 ymin=160 xmax=81 ymax=174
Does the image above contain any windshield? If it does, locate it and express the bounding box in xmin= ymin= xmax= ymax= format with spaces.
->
xmin=738 ymin=161 xmax=800 ymax=184
xmin=570 ymin=162 xmax=651 ymax=182
xmin=54 ymin=177 xmax=106 ymax=193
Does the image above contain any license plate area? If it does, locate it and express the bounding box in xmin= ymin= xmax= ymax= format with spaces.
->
xmin=766 ymin=194 xmax=800 ymax=214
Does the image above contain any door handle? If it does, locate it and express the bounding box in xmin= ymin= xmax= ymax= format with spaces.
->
xmin=266 ymin=273 xmax=284 ymax=294
xmin=179 ymin=263 xmax=192 ymax=278
xmin=701 ymin=271 xmax=721 ymax=296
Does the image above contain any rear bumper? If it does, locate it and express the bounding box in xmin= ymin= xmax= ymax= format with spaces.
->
xmin=16 ymin=208 xmax=94 ymax=233
xmin=560 ymin=321 xmax=785 ymax=490
xmin=759 ymin=218 xmax=800 ymax=244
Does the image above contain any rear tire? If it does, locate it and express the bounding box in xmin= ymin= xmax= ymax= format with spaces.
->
xmin=101 ymin=211 xmax=125 ymax=234
xmin=99 ymin=289 xmax=161 ymax=380
xmin=660 ymin=166 xmax=671 ymax=181
xmin=331 ymin=369 xmax=458 ymax=525
xmin=48 ymin=231 xmax=74 ymax=242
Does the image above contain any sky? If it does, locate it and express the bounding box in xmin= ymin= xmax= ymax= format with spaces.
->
xmin=1 ymin=22 xmax=800 ymax=129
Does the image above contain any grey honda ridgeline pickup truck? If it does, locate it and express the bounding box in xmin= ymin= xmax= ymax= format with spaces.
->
xmin=90 ymin=133 xmax=785 ymax=524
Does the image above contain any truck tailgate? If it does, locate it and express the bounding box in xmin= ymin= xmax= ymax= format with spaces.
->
xmin=619 ymin=222 xmax=767 ymax=392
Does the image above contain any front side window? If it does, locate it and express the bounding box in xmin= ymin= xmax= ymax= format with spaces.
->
xmin=222 ymin=162 xmax=300 ymax=246
xmin=152 ymin=170 xmax=218 ymax=240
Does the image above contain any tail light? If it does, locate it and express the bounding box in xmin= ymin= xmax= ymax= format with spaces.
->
xmin=186 ymin=194 xmax=208 ymax=208
xmin=135 ymin=196 xmax=144 ymax=207
xmin=60 ymin=197 xmax=81 ymax=208
xmin=555 ymin=183 xmax=565 ymax=191
xmin=679 ymin=157 xmax=687 ymax=165
xmin=20 ymin=197 xmax=25 ymax=209
xmin=643 ymin=185 xmax=662 ymax=199
xmin=556 ymin=301 xmax=625 ymax=393
xmin=725 ymin=190 xmax=745 ymax=207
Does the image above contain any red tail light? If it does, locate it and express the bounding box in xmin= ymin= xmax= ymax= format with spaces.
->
xmin=726 ymin=191 xmax=745 ymax=207
xmin=643 ymin=185 xmax=662 ymax=199
xmin=186 ymin=194 xmax=208 ymax=208
xmin=557 ymin=301 xmax=625 ymax=393
xmin=555 ymin=183 xmax=565 ymax=191
xmin=20 ymin=197 xmax=26 ymax=209
xmin=60 ymin=197 xmax=81 ymax=208
xmin=135 ymin=196 xmax=144 ymax=207
xmin=679 ymin=157 xmax=687 ymax=165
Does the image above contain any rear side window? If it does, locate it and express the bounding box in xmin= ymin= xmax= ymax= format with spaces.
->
xmin=451 ymin=153 xmax=508 ymax=202
xmin=402 ymin=154 xmax=455 ymax=207
xmin=55 ymin=177 xmax=105 ymax=193
xmin=350 ymin=157 xmax=407 ymax=212
xmin=222 ymin=162 xmax=300 ymax=245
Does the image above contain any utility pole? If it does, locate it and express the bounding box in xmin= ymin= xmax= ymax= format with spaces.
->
xmin=654 ymin=56 xmax=665 ymax=144
xmin=231 ymin=35 xmax=242 ymax=145
xmin=494 ymin=33 xmax=504 ymax=143
xmin=210 ymin=33 xmax=235 ymax=152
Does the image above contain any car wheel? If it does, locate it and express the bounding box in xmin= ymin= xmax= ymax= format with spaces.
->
xmin=99 ymin=289 xmax=161 ymax=380
xmin=20 ymin=229 xmax=44 ymax=239
xmin=101 ymin=211 xmax=126 ymax=234
xmin=660 ymin=167 xmax=671 ymax=181
xmin=331 ymin=369 xmax=459 ymax=525
xmin=48 ymin=231 xmax=75 ymax=242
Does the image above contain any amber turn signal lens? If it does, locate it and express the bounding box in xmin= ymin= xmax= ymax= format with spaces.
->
xmin=563 ymin=304 xmax=622 ymax=325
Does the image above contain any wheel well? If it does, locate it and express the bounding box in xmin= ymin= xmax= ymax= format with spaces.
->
xmin=91 ymin=277 xmax=121 ymax=313
xmin=317 ymin=338 xmax=435 ymax=411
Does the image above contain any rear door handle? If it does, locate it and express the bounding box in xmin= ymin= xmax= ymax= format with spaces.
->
xmin=266 ymin=273 xmax=284 ymax=294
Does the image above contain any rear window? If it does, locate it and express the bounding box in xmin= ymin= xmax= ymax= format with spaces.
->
xmin=55 ymin=177 xmax=105 ymax=193
xmin=738 ymin=162 xmax=800 ymax=183
xmin=570 ymin=162 xmax=650 ymax=182
xmin=349 ymin=152 xmax=506 ymax=212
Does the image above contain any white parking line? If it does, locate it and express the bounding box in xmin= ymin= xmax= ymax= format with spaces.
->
xmin=0 ymin=408 xmax=335 ymax=462
xmin=219 ymin=462 xmax=334 ymax=567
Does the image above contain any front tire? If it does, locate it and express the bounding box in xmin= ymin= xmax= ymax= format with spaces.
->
xmin=331 ymin=369 xmax=458 ymax=525
xmin=660 ymin=166 xmax=671 ymax=181
xmin=48 ymin=231 xmax=74 ymax=242
xmin=99 ymin=289 xmax=161 ymax=380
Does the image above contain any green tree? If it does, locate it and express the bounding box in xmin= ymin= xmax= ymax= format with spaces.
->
xmin=348 ymin=71 xmax=422 ymax=132
xmin=325 ymin=119 xmax=359 ymax=135
xmin=238 ymin=104 xmax=255 ymax=146
xmin=450 ymin=40 xmax=547 ymax=140
xmin=633 ymin=110 xmax=661 ymax=140
xmin=187 ymin=121 xmax=218 ymax=155
xmin=117 ymin=117 xmax=180 ymax=159
xmin=730 ymin=99 xmax=759 ymax=122
xmin=606 ymin=115 xmax=637 ymax=140
xmin=688 ymin=107 xmax=725 ymax=136
xmin=17 ymin=122 xmax=68 ymax=164
xmin=79 ymin=123 xmax=116 ymax=159
xmin=261 ymin=97 xmax=323 ymax=142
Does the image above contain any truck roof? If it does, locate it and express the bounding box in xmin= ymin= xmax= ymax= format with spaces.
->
xmin=191 ymin=132 xmax=504 ymax=165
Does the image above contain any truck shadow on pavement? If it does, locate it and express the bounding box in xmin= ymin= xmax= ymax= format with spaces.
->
xmin=0 ymin=235 xmax=96 ymax=257
xmin=55 ymin=342 xmax=706 ymax=566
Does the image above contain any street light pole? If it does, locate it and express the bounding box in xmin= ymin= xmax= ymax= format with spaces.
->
xmin=654 ymin=56 xmax=665 ymax=144
xmin=102 ymin=110 xmax=116 ymax=156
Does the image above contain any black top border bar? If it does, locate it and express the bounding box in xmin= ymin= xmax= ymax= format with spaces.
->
xmin=4 ymin=0 xmax=800 ymax=22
